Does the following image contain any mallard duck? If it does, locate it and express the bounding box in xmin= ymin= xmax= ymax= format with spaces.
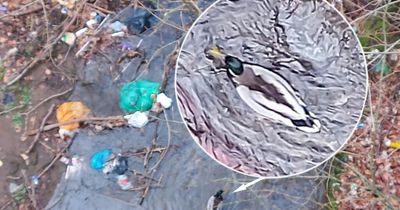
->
xmin=207 ymin=190 xmax=224 ymax=210
xmin=205 ymin=46 xmax=321 ymax=133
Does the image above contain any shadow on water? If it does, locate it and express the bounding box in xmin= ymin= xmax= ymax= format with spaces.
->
xmin=47 ymin=1 xmax=330 ymax=209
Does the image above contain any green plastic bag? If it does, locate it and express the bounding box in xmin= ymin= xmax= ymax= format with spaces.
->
xmin=119 ymin=80 xmax=160 ymax=113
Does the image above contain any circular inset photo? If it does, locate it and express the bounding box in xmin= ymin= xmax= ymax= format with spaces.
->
xmin=175 ymin=0 xmax=367 ymax=177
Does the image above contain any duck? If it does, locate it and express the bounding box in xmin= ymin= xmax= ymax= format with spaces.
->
xmin=207 ymin=190 xmax=224 ymax=210
xmin=205 ymin=46 xmax=321 ymax=133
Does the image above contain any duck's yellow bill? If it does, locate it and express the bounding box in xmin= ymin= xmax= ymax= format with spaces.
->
xmin=208 ymin=47 xmax=224 ymax=59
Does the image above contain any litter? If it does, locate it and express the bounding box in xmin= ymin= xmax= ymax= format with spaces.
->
xmin=57 ymin=0 xmax=76 ymax=9
xmin=373 ymin=62 xmax=391 ymax=75
xmin=59 ymin=156 xmax=71 ymax=165
xmin=56 ymin=101 xmax=91 ymax=139
xmin=61 ymin=32 xmax=76 ymax=46
xmin=31 ymin=176 xmax=39 ymax=185
xmin=111 ymin=31 xmax=125 ymax=37
xmin=0 ymin=160 xmax=3 ymax=167
xmin=65 ymin=155 xmax=83 ymax=180
xmin=356 ymin=122 xmax=364 ymax=129
xmin=102 ymin=155 xmax=128 ymax=175
xmin=60 ymin=7 xmax=68 ymax=14
xmin=109 ymin=21 xmax=127 ymax=32
xmin=86 ymin=19 xmax=98 ymax=29
xmin=119 ymin=80 xmax=160 ymax=113
xmin=117 ymin=174 xmax=132 ymax=190
xmin=157 ymin=93 xmax=172 ymax=109
xmin=75 ymin=27 xmax=88 ymax=37
xmin=384 ymin=138 xmax=400 ymax=149
xmin=90 ymin=149 xmax=113 ymax=170
xmin=122 ymin=8 xmax=154 ymax=34
xmin=0 ymin=5 xmax=7 ymax=14
xmin=124 ymin=112 xmax=149 ymax=128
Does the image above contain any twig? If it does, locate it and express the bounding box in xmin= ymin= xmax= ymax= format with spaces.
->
xmin=139 ymin=171 xmax=154 ymax=205
xmin=0 ymin=104 xmax=25 ymax=116
xmin=38 ymin=140 xmax=73 ymax=178
xmin=150 ymin=111 xmax=171 ymax=171
xmin=0 ymin=200 xmax=12 ymax=210
xmin=27 ymin=116 xmax=125 ymax=136
xmin=23 ymin=88 xmax=73 ymax=116
xmin=25 ymin=104 xmax=55 ymax=154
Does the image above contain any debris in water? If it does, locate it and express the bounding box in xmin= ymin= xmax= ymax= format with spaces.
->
xmin=119 ymin=80 xmax=160 ymax=113
xmin=0 ymin=159 xmax=3 ymax=167
xmin=384 ymin=138 xmax=400 ymax=149
xmin=356 ymin=122 xmax=364 ymax=129
xmin=56 ymin=101 xmax=91 ymax=140
xmin=90 ymin=149 xmax=113 ymax=170
xmin=58 ymin=0 xmax=76 ymax=9
xmin=103 ymin=155 xmax=128 ymax=175
xmin=109 ymin=21 xmax=128 ymax=32
xmin=111 ymin=31 xmax=125 ymax=37
xmin=122 ymin=8 xmax=155 ymax=34
xmin=157 ymin=93 xmax=172 ymax=109
xmin=117 ymin=174 xmax=132 ymax=190
xmin=373 ymin=62 xmax=391 ymax=75
xmin=2 ymin=92 xmax=15 ymax=105
xmin=207 ymin=190 xmax=224 ymax=210
xmin=86 ymin=19 xmax=98 ymax=29
xmin=61 ymin=32 xmax=76 ymax=46
xmin=75 ymin=27 xmax=88 ymax=37
xmin=59 ymin=156 xmax=71 ymax=165
xmin=31 ymin=176 xmax=39 ymax=185
xmin=20 ymin=153 xmax=29 ymax=165
xmin=0 ymin=5 xmax=7 ymax=14
xmin=124 ymin=111 xmax=149 ymax=128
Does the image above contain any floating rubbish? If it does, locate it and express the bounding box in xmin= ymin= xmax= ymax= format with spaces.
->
xmin=65 ymin=155 xmax=83 ymax=180
xmin=90 ymin=149 xmax=112 ymax=170
xmin=124 ymin=111 xmax=149 ymax=128
xmin=0 ymin=159 xmax=3 ymax=167
xmin=2 ymin=92 xmax=15 ymax=105
xmin=59 ymin=156 xmax=71 ymax=165
xmin=119 ymin=80 xmax=160 ymax=113
xmin=157 ymin=93 xmax=172 ymax=109
xmin=384 ymin=138 xmax=400 ymax=149
xmin=31 ymin=176 xmax=39 ymax=185
xmin=61 ymin=32 xmax=76 ymax=46
xmin=117 ymin=174 xmax=132 ymax=190
xmin=56 ymin=101 xmax=91 ymax=140
xmin=103 ymin=155 xmax=128 ymax=175
xmin=20 ymin=153 xmax=29 ymax=165
xmin=0 ymin=5 xmax=8 ymax=14
xmin=75 ymin=27 xmax=88 ymax=37
xmin=111 ymin=31 xmax=125 ymax=37
xmin=207 ymin=190 xmax=224 ymax=210
xmin=121 ymin=8 xmax=155 ymax=34
xmin=373 ymin=62 xmax=391 ymax=75
xmin=356 ymin=122 xmax=365 ymax=129
xmin=9 ymin=183 xmax=27 ymax=203
xmin=60 ymin=7 xmax=68 ymax=14
xmin=58 ymin=0 xmax=76 ymax=9
xmin=109 ymin=21 xmax=127 ymax=32
xmin=86 ymin=19 xmax=98 ymax=29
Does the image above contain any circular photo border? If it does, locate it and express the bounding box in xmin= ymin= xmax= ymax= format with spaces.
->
xmin=175 ymin=0 xmax=368 ymax=178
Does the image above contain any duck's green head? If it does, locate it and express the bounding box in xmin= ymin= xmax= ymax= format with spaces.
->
xmin=225 ymin=56 xmax=243 ymax=75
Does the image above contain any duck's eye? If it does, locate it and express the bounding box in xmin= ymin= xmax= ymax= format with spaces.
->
xmin=225 ymin=56 xmax=243 ymax=75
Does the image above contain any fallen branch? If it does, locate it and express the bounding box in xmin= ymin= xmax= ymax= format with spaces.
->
xmin=38 ymin=139 xmax=73 ymax=178
xmin=27 ymin=116 xmax=125 ymax=136
xmin=25 ymin=104 xmax=55 ymax=154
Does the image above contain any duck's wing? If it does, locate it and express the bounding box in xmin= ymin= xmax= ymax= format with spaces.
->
xmin=234 ymin=64 xmax=309 ymax=120
xmin=236 ymin=85 xmax=302 ymax=123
